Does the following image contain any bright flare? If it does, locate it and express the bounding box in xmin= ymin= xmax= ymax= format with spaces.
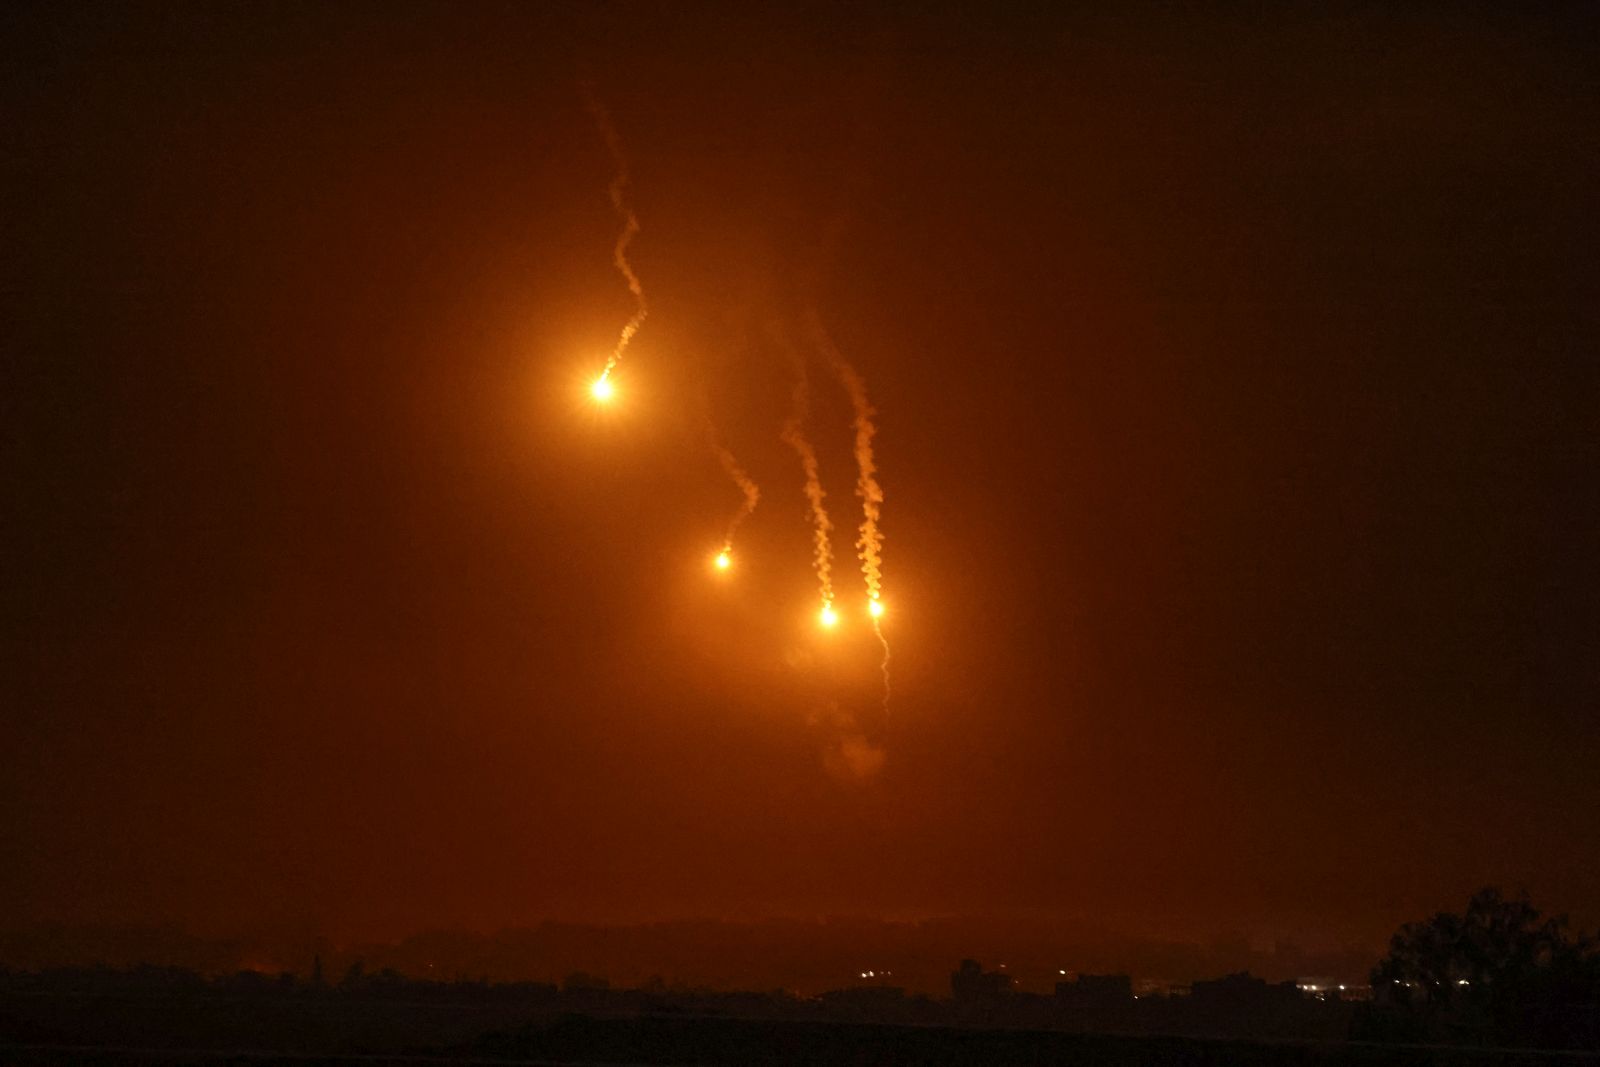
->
xmin=819 ymin=602 xmax=839 ymax=627
xmin=867 ymin=598 xmax=884 ymax=618
xmin=714 ymin=550 xmax=731 ymax=570
xmin=590 ymin=375 xmax=614 ymax=402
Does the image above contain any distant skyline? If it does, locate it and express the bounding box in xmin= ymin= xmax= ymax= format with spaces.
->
xmin=0 ymin=914 xmax=1384 ymax=994
xmin=4 ymin=4 xmax=1596 ymax=950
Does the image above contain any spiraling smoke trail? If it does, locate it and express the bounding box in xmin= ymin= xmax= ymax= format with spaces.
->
xmin=778 ymin=338 xmax=834 ymax=613
xmin=582 ymin=85 xmax=646 ymax=383
xmin=804 ymin=311 xmax=883 ymax=607
xmin=874 ymin=619 xmax=890 ymax=712
xmin=804 ymin=310 xmax=890 ymax=709
xmin=711 ymin=435 xmax=761 ymax=555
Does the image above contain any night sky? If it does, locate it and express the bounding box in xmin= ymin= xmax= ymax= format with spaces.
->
xmin=4 ymin=4 xmax=1597 ymax=955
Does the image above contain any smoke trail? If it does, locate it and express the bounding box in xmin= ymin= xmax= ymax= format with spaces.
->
xmin=804 ymin=311 xmax=883 ymax=607
xmin=872 ymin=617 xmax=891 ymax=712
xmin=778 ymin=342 xmax=834 ymax=611
xmin=805 ymin=311 xmax=890 ymax=710
xmin=582 ymin=85 xmax=647 ymax=382
xmin=712 ymin=437 xmax=761 ymax=554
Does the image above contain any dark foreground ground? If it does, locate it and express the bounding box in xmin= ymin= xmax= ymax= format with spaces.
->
xmin=5 ymin=992 xmax=1599 ymax=1066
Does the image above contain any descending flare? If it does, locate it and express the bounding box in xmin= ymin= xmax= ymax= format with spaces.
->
xmin=805 ymin=311 xmax=891 ymax=711
xmin=590 ymin=375 xmax=615 ymax=402
xmin=582 ymin=85 xmax=648 ymax=384
xmin=819 ymin=602 xmax=839 ymax=627
xmin=714 ymin=550 xmax=732 ymax=571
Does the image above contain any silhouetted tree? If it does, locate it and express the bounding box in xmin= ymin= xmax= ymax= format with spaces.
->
xmin=1366 ymin=887 xmax=1599 ymax=1048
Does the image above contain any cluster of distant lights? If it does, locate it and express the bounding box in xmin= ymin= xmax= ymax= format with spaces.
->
xmin=593 ymin=375 xmax=887 ymax=629
xmin=850 ymin=967 xmax=1406 ymax=996
xmin=1387 ymin=979 xmax=1469 ymax=987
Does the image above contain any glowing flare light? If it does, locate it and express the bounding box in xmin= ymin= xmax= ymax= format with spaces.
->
xmin=714 ymin=550 xmax=732 ymax=571
xmin=819 ymin=602 xmax=839 ymax=628
xmin=590 ymin=375 xmax=615 ymax=402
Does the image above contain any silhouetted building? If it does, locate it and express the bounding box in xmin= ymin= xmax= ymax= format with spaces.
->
xmin=562 ymin=971 xmax=610 ymax=993
xmin=1055 ymin=972 xmax=1132 ymax=1007
xmin=1189 ymin=971 xmax=1300 ymax=1009
xmin=950 ymin=959 xmax=1013 ymax=1003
